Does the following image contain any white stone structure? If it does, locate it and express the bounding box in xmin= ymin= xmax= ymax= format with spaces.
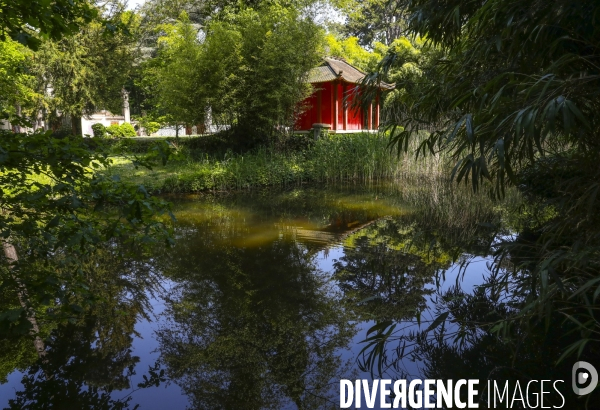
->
xmin=80 ymin=110 xmax=126 ymax=136
xmin=122 ymin=88 xmax=131 ymax=124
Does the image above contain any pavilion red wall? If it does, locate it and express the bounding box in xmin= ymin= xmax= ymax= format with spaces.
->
xmin=343 ymin=84 xmax=363 ymax=131
xmin=297 ymin=92 xmax=317 ymax=130
xmin=296 ymin=81 xmax=368 ymax=131
xmin=321 ymin=82 xmax=333 ymax=126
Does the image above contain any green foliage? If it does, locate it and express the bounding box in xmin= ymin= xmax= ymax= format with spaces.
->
xmin=141 ymin=5 xmax=323 ymax=147
xmin=146 ymin=122 xmax=161 ymax=135
xmin=0 ymin=129 xmax=174 ymax=334
xmin=363 ymin=0 xmax=600 ymax=366
xmin=106 ymin=122 xmax=137 ymax=138
xmin=132 ymin=116 xmax=163 ymax=136
xmin=91 ymin=123 xmax=106 ymax=138
xmin=210 ymin=5 xmax=322 ymax=146
xmin=0 ymin=39 xmax=39 ymax=124
xmin=119 ymin=122 xmax=137 ymax=137
xmin=106 ymin=132 xmax=444 ymax=193
xmin=33 ymin=7 xmax=139 ymax=129
xmin=106 ymin=124 xmax=122 ymax=137
xmin=0 ymin=0 xmax=98 ymax=50
xmin=324 ymin=34 xmax=387 ymax=72
xmin=141 ymin=12 xmax=204 ymax=134
xmin=332 ymin=0 xmax=405 ymax=47
xmin=374 ymin=0 xmax=599 ymax=197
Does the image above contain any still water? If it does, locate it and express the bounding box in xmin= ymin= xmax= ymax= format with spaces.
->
xmin=0 ymin=183 xmax=501 ymax=409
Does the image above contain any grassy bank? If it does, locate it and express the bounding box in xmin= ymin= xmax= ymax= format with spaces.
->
xmin=106 ymin=132 xmax=445 ymax=193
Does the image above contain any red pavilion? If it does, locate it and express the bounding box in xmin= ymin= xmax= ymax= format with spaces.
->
xmin=296 ymin=58 xmax=393 ymax=133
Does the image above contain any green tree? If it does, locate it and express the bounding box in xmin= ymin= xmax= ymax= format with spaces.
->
xmin=0 ymin=131 xmax=173 ymax=337
xmin=324 ymin=34 xmax=387 ymax=72
xmin=201 ymin=4 xmax=323 ymax=147
xmin=141 ymin=12 xmax=204 ymax=140
xmin=332 ymin=0 xmax=405 ymax=47
xmin=0 ymin=0 xmax=175 ymax=372
xmin=365 ymin=0 xmax=600 ymax=366
xmin=0 ymin=39 xmax=39 ymax=127
xmin=34 ymin=8 xmax=139 ymax=134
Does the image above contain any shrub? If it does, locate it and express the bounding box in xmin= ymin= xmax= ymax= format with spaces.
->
xmin=106 ymin=124 xmax=122 ymax=138
xmin=106 ymin=123 xmax=137 ymax=138
xmin=106 ymin=132 xmax=447 ymax=193
xmin=120 ymin=123 xmax=137 ymax=137
xmin=91 ymin=123 xmax=106 ymax=138
xmin=146 ymin=122 xmax=161 ymax=135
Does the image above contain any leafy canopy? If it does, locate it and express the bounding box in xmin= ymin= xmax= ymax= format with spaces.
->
xmin=141 ymin=12 xmax=205 ymax=132
xmin=324 ymin=34 xmax=387 ymax=73
xmin=0 ymin=0 xmax=98 ymax=50
xmin=373 ymin=0 xmax=600 ymax=196
xmin=361 ymin=0 xmax=600 ymax=367
xmin=141 ymin=4 xmax=323 ymax=146
xmin=0 ymin=39 xmax=39 ymax=124
xmin=33 ymin=8 xmax=140 ymax=125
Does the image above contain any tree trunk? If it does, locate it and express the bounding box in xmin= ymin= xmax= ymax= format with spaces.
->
xmin=71 ymin=116 xmax=80 ymax=136
xmin=2 ymin=241 xmax=47 ymax=359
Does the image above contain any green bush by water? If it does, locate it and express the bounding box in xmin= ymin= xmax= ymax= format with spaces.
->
xmin=107 ymin=132 xmax=446 ymax=193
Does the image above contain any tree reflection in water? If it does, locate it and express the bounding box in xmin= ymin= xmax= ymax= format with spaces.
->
xmin=154 ymin=217 xmax=356 ymax=410
xmin=411 ymin=283 xmax=592 ymax=408
xmin=331 ymin=189 xmax=600 ymax=408
xmin=6 ymin=183 xmax=571 ymax=409
xmin=2 ymin=249 xmax=165 ymax=410
xmin=333 ymin=218 xmax=444 ymax=322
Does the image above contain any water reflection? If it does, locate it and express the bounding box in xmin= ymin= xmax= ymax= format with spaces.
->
xmin=6 ymin=318 xmax=139 ymax=409
xmin=333 ymin=218 xmax=442 ymax=322
xmin=413 ymin=284 xmax=578 ymax=408
xmin=149 ymin=186 xmax=419 ymax=408
xmin=1 ymin=183 xmax=514 ymax=409
xmin=155 ymin=230 xmax=355 ymax=409
xmin=1 ymin=248 xmax=164 ymax=409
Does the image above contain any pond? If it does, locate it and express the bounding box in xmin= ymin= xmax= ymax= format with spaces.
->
xmin=0 ymin=182 xmax=511 ymax=409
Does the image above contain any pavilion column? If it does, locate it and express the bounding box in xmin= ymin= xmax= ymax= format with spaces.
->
xmin=333 ymin=82 xmax=339 ymax=131
xmin=368 ymin=101 xmax=373 ymax=130
xmin=375 ymin=93 xmax=380 ymax=129
xmin=343 ymin=84 xmax=348 ymax=130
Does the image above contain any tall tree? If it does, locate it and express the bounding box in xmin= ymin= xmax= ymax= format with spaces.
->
xmin=202 ymin=4 xmax=323 ymax=146
xmin=324 ymin=34 xmax=388 ymax=72
xmin=34 ymin=7 xmax=139 ymax=134
xmin=0 ymin=0 xmax=174 ymax=363
xmin=0 ymin=39 xmax=39 ymax=128
xmin=333 ymin=0 xmax=405 ymax=47
xmin=141 ymin=12 xmax=204 ymax=138
xmin=140 ymin=3 xmax=323 ymax=146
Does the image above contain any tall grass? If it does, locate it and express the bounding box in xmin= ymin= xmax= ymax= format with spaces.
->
xmin=107 ymin=132 xmax=446 ymax=193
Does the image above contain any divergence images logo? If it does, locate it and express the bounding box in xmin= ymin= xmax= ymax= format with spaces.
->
xmin=572 ymin=361 xmax=598 ymax=396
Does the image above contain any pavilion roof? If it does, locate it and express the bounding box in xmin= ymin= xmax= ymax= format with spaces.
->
xmin=306 ymin=58 xmax=394 ymax=90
